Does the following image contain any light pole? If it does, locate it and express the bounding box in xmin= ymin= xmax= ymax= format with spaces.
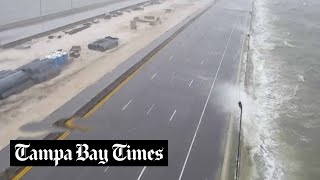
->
xmin=40 ymin=0 xmax=42 ymax=16
xmin=235 ymin=101 xmax=243 ymax=180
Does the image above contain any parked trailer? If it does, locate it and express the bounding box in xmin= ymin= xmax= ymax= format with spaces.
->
xmin=20 ymin=59 xmax=52 ymax=74
xmin=0 ymin=71 xmax=30 ymax=95
xmin=88 ymin=36 xmax=119 ymax=52
xmin=31 ymin=67 xmax=61 ymax=84
xmin=0 ymin=70 xmax=15 ymax=80
xmin=18 ymin=59 xmax=40 ymax=69
xmin=88 ymin=38 xmax=107 ymax=50
xmin=0 ymin=50 xmax=69 ymax=99
xmin=0 ymin=80 xmax=34 ymax=99
xmin=97 ymin=37 xmax=119 ymax=51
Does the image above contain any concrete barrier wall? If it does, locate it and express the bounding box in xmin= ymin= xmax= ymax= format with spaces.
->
xmin=41 ymin=0 xmax=72 ymax=16
xmin=0 ymin=0 xmax=119 ymax=26
xmin=72 ymin=0 xmax=111 ymax=8
xmin=0 ymin=0 xmax=41 ymax=26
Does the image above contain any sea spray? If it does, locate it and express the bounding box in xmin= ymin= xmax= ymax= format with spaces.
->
xmin=243 ymin=0 xmax=320 ymax=179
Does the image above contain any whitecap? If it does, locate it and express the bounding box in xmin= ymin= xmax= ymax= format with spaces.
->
xmin=298 ymin=74 xmax=305 ymax=82
xmin=284 ymin=40 xmax=296 ymax=48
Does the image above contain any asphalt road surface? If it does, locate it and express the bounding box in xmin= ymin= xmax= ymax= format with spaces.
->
xmin=22 ymin=0 xmax=251 ymax=179
xmin=0 ymin=0 xmax=146 ymax=46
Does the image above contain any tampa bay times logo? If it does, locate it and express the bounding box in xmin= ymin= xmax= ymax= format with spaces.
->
xmin=10 ymin=140 xmax=168 ymax=166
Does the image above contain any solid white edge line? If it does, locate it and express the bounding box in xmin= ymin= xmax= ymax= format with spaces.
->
xmin=137 ymin=166 xmax=147 ymax=180
xmin=122 ymin=99 xmax=133 ymax=111
xmin=178 ymin=16 xmax=239 ymax=180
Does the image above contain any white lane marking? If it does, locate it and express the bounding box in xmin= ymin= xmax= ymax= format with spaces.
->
xmin=169 ymin=56 xmax=174 ymax=60
xmin=137 ymin=166 xmax=146 ymax=180
xmin=122 ymin=99 xmax=133 ymax=111
xmin=104 ymin=166 xmax=109 ymax=173
xmin=147 ymin=104 xmax=155 ymax=115
xmin=189 ymin=80 xmax=194 ymax=88
xmin=172 ymin=72 xmax=176 ymax=77
xmin=170 ymin=109 xmax=177 ymax=122
xmin=171 ymin=75 xmax=175 ymax=82
xmin=201 ymin=59 xmax=205 ymax=65
xmin=178 ymin=16 xmax=239 ymax=180
xmin=170 ymin=76 xmax=175 ymax=87
xmin=151 ymin=73 xmax=157 ymax=80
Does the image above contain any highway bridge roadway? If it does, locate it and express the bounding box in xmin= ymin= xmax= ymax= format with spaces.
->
xmin=21 ymin=0 xmax=251 ymax=179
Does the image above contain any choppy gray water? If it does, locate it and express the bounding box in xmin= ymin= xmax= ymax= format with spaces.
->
xmin=245 ymin=0 xmax=320 ymax=179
